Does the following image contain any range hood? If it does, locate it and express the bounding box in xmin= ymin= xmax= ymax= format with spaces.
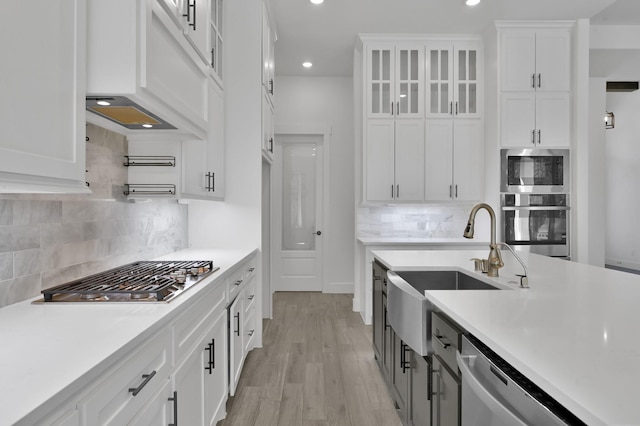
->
xmin=86 ymin=96 xmax=176 ymax=130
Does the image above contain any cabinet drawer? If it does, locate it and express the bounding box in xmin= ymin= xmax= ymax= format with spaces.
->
xmin=79 ymin=331 xmax=171 ymax=425
xmin=243 ymin=279 xmax=257 ymax=314
xmin=243 ymin=259 xmax=257 ymax=282
xmin=173 ymin=283 xmax=226 ymax=361
xmin=227 ymin=267 xmax=245 ymax=303
xmin=432 ymin=311 xmax=462 ymax=371
xmin=243 ymin=309 xmax=256 ymax=353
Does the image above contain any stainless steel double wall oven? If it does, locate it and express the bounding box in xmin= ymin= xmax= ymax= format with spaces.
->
xmin=500 ymin=149 xmax=570 ymax=258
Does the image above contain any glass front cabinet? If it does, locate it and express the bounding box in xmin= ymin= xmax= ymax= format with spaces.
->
xmin=426 ymin=41 xmax=482 ymax=119
xmin=367 ymin=44 xmax=424 ymax=118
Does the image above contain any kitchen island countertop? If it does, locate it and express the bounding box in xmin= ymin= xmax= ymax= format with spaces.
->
xmin=373 ymin=249 xmax=640 ymax=426
xmin=0 ymin=247 xmax=257 ymax=426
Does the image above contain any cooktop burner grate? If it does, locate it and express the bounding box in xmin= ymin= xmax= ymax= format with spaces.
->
xmin=41 ymin=260 xmax=217 ymax=302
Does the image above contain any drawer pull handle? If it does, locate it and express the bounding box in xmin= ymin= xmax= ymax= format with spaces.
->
xmin=128 ymin=370 xmax=156 ymax=396
xmin=248 ymin=267 xmax=255 ymax=272
xmin=234 ymin=279 xmax=243 ymax=286
xmin=205 ymin=339 xmax=215 ymax=374
xmin=248 ymin=329 xmax=255 ymax=336
xmin=433 ymin=334 xmax=451 ymax=349
xmin=248 ymin=295 xmax=255 ymax=301
xmin=168 ymin=390 xmax=178 ymax=426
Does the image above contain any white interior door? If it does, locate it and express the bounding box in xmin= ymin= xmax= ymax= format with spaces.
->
xmin=272 ymin=134 xmax=324 ymax=291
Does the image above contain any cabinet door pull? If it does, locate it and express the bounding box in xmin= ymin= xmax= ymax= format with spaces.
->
xmin=455 ymin=101 xmax=458 ymax=115
xmin=537 ymin=130 xmax=541 ymax=145
xmin=269 ymin=137 xmax=274 ymax=153
xmin=433 ymin=334 xmax=450 ymax=349
xmin=391 ymin=102 xmax=394 ymax=116
xmin=248 ymin=329 xmax=255 ymax=336
xmin=168 ymin=391 xmax=178 ymax=426
xmin=235 ymin=312 xmax=240 ymax=336
xmin=538 ymin=73 xmax=541 ymax=88
xmin=211 ymin=48 xmax=215 ymax=68
xmin=269 ymin=79 xmax=274 ymax=95
xmin=455 ymin=184 xmax=458 ymax=198
xmin=391 ymin=185 xmax=394 ymax=199
xmin=531 ymin=73 xmax=536 ymax=89
xmin=211 ymin=338 xmax=215 ymax=369
xmin=531 ymin=129 xmax=536 ymax=145
xmin=182 ymin=0 xmax=191 ymax=22
xmin=449 ymin=184 xmax=453 ymax=199
xmin=128 ymin=370 xmax=156 ymax=396
xmin=205 ymin=341 xmax=213 ymax=373
xmin=397 ymin=101 xmax=400 ymax=116
xmin=449 ymin=101 xmax=453 ymax=115
xmin=190 ymin=0 xmax=197 ymax=30
xmin=396 ymin=184 xmax=399 ymax=198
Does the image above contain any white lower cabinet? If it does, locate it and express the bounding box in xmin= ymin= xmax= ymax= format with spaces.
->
xmin=78 ymin=331 xmax=172 ymax=425
xmin=128 ymin=380 xmax=173 ymax=425
xmin=229 ymin=294 xmax=244 ymax=396
xmin=26 ymin=252 xmax=259 ymax=426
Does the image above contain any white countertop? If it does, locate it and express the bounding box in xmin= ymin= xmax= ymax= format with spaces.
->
xmin=0 ymin=248 xmax=256 ymax=426
xmin=358 ymin=236 xmax=488 ymax=246
xmin=372 ymin=249 xmax=640 ymax=426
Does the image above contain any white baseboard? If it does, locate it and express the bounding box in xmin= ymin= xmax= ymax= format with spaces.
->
xmin=323 ymin=282 xmax=354 ymax=294
xmin=605 ymin=257 xmax=640 ymax=272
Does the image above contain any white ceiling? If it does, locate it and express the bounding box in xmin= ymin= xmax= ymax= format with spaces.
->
xmin=269 ymin=0 xmax=639 ymax=77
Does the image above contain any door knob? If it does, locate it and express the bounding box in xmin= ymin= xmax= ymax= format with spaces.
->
xmin=314 ymin=231 xmax=322 ymax=236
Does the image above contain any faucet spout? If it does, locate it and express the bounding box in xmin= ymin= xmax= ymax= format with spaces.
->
xmin=463 ymin=203 xmax=504 ymax=277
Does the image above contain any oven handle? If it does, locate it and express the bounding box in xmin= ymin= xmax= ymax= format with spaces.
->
xmin=501 ymin=206 xmax=570 ymax=211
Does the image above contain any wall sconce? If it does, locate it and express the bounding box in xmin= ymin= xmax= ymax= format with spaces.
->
xmin=605 ymin=111 xmax=615 ymax=129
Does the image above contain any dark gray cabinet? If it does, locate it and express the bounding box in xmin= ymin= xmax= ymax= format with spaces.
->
xmin=373 ymin=260 xmax=384 ymax=363
xmin=411 ymin=352 xmax=431 ymax=426
xmin=392 ymin=333 xmax=411 ymax=423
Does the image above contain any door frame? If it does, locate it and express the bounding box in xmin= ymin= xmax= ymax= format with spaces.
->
xmin=271 ymin=123 xmax=332 ymax=293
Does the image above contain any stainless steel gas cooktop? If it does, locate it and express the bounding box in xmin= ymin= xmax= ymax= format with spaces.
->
xmin=36 ymin=260 xmax=218 ymax=303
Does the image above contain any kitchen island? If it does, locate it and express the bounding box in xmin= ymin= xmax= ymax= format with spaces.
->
xmin=0 ymin=248 xmax=258 ymax=426
xmin=373 ymin=249 xmax=640 ymax=426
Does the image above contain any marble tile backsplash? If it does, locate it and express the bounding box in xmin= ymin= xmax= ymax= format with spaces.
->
xmin=357 ymin=204 xmax=489 ymax=239
xmin=0 ymin=124 xmax=188 ymax=307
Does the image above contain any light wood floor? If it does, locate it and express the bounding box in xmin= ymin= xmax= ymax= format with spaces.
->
xmin=218 ymin=292 xmax=401 ymax=426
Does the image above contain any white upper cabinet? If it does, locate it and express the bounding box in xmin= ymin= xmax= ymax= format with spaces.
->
xmin=262 ymin=2 xmax=276 ymax=107
xmin=210 ymin=0 xmax=224 ymax=83
xmin=367 ymin=44 xmax=424 ymax=118
xmin=498 ymin=22 xmax=573 ymax=147
xmin=500 ymin=28 xmax=571 ymax=93
xmin=87 ymin=0 xmax=209 ymax=139
xmin=0 ymin=0 xmax=88 ymax=193
xmin=365 ymin=119 xmax=425 ymax=203
xmin=426 ymin=40 xmax=482 ymax=119
xmin=425 ymin=119 xmax=484 ymax=201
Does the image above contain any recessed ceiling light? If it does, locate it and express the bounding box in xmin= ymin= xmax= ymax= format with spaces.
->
xmin=142 ymin=124 xmax=153 ymax=128
xmin=310 ymin=0 xmax=324 ymax=4
xmin=466 ymin=0 xmax=480 ymax=5
xmin=96 ymin=100 xmax=111 ymax=106
xmin=303 ymin=62 xmax=313 ymax=68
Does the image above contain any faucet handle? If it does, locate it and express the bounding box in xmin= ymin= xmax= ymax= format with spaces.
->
xmin=516 ymin=274 xmax=529 ymax=288
xmin=470 ymin=258 xmax=487 ymax=273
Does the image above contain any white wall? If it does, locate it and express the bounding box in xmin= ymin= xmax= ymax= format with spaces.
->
xmin=275 ymin=76 xmax=355 ymax=292
xmin=605 ymin=89 xmax=640 ymax=270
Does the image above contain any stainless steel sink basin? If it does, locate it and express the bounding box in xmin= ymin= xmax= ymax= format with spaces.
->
xmin=386 ymin=270 xmax=501 ymax=356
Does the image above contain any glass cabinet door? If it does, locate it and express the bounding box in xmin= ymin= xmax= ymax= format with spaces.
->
xmin=210 ymin=0 xmax=223 ymax=82
xmin=426 ymin=45 xmax=453 ymax=117
xmin=455 ymin=44 xmax=479 ymax=117
xmin=368 ymin=47 xmax=393 ymax=117
xmin=396 ymin=47 xmax=423 ymax=117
